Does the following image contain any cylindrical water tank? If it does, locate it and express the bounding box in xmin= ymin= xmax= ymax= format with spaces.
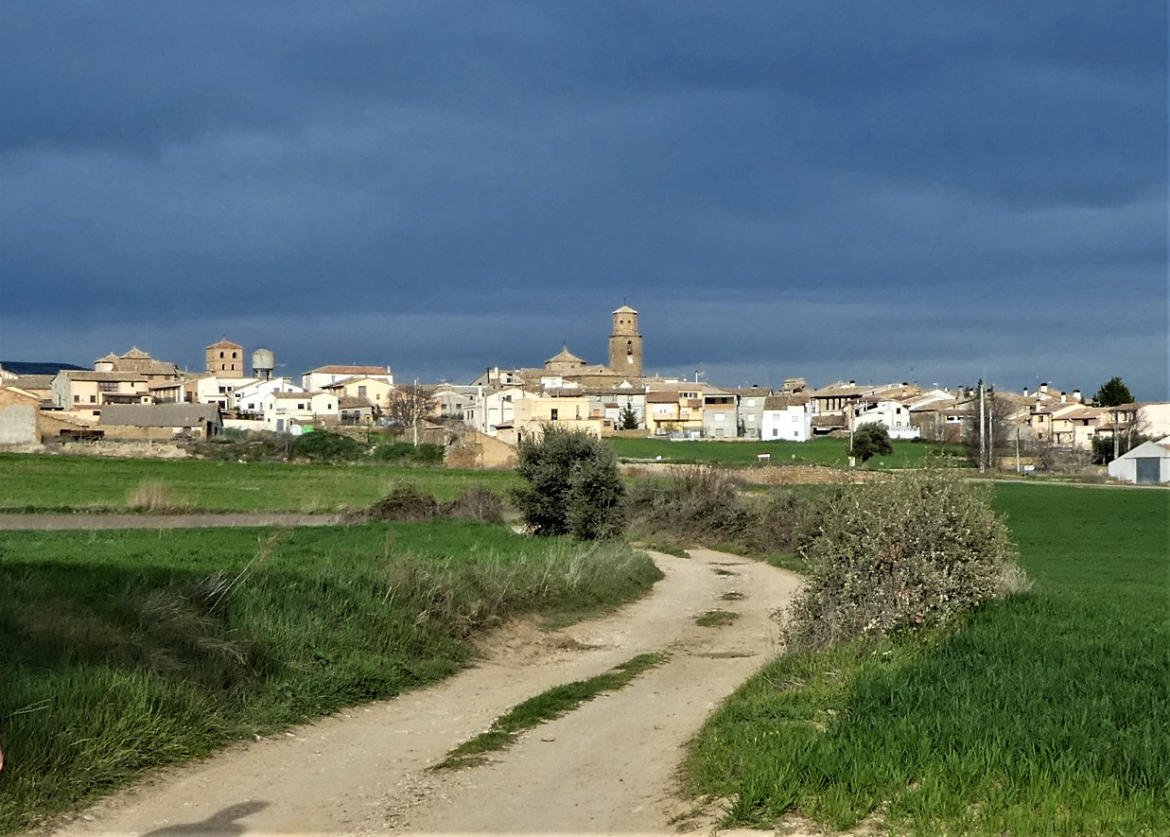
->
xmin=252 ymin=348 xmax=275 ymax=379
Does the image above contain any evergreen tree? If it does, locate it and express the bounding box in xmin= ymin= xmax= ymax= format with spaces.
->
xmin=1093 ymin=377 xmax=1134 ymax=407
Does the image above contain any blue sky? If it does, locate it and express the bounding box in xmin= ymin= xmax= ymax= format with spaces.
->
xmin=1 ymin=2 xmax=1166 ymax=397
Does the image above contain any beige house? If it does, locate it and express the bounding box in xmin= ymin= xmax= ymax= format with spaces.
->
xmin=322 ymin=376 xmax=394 ymax=412
xmin=496 ymin=393 xmax=603 ymax=445
xmin=645 ymin=387 xmax=705 ymax=436
xmin=303 ymin=365 xmax=394 ymax=392
xmin=93 ymin=347 xmax=180 ymax=386
xmin=52 ymin=370 xmax=152 ymax=416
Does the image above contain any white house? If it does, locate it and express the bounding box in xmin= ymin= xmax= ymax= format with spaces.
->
xmin=1107 ymin=438 xmax=1170 ymax=484
xmin=302 ymin=365 xmax=393 ymax=392
xmin=1138 ymin=403 xmax=1170 ymax=439
xmin=233 ymin=377 xmax=305 ymax=418
xmin=761 ymin=395 xmax=812 ymax=442
xmin=263 ymin=391 xmax=338 ymax=433
xmin=852 ymin=399 xmax=921 ymax=440
xmin=195 ymin=375 xmax=258 ymax=410
xmin=477 ymin=387 xmax=527 ymax=436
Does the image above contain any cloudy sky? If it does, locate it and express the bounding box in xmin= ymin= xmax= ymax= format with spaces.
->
xmin=2 ymin=2 xmax=1166 ymax=397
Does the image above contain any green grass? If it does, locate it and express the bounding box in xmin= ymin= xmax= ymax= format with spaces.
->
xmin=0 ymin=521 xmax=662 ymax=834
xmin=633 ymin=540 xmax=691 ymax=559
xmin=436 ymin=652 xmax=667 ymax=769
xmin=0 ymin=453 xmax=520 ymax=513
xmin=695 ymin=610 xmax=739 ymax=628
xmin=610 ymin=437 xmax=964 ymax=470
xmin=684 ymin=483 xmax=1170 ymax=835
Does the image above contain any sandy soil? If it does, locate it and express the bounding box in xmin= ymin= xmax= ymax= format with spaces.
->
xmin=47 ymin=549 xmax=801 ymax=836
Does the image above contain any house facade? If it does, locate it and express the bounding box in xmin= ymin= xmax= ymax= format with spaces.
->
xmin=263 ymin=391 xmax=338 ymax=433
xmin=302 ymin=365 xmax=394 ymax=392
xmin=645 ymin=387 xmax=704 ymax=437
xmin=701 ymin=387 xmax=737 ymax=438
xmin=761 ymin=394 xmax=812 ymax=442
xmin=322 ymin=376 xmax=394 ymax=412
xmin=852 ymin=399 xmax=921 ymax=440
xmin=97 ymin=404 xmax=222 ymax=440
xmin=233 ymin=378 xmax=305 ymax=418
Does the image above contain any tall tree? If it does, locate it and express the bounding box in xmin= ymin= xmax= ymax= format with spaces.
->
xmin=1093 ymin=377 xmax=1134 ymax=407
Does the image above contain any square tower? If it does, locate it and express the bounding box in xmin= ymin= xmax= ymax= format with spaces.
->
xmin=608 ymin=305 xmax=643 ymax=378
xmin=206 ymin=339 xmax=245 ymax=376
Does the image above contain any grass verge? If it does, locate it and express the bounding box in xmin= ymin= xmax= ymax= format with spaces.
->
xmin=610 ymin=437 xmax=964 ymax=470
xmin=435 ymin=652 xmax=667 ymax=770
xmin=695 ymin=610 xmax=739 ymax=628
xmin=0 ymin=521 xmax=662 ymax=834
xmin=0 ymin=453 xmax=520 ymax=513
xmin=683 ymin=483 xmax=1170 ymax=835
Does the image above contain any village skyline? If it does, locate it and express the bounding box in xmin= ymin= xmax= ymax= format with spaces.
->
xmin=2 ymin=4 xmax=1165 ymax=399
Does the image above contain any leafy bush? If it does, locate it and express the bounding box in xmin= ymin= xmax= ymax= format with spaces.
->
xmin=290 ymin=431 xmax=365 ymax=462
xmin=363 ymin=485 xmax=440 ymax=521
xmin=851 ymin=423 xmax=893 ymax=462
xmin=627 ymin=466 xmax=756 ymax=544
xmin=440 ymin=488 xmax=505 ymax=524
xmin=567 ymin=453 xmax=628 ymax=540
xmin=512 ymin=426 xmax=626 ymax=540
xmin=356 ymin=485 xmax=505 ymax=524
xmin=627 ymin=467 xmax=827 ymax=560
xmin=745 ymin=488 xmax=829 ymax=556
xmin=784 ymin=469 xmax=1028 ymax=650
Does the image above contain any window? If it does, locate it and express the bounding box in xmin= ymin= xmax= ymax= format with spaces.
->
xmin=89 ymin=395 xmax=96 ymax=403
xmin=550 ymin=408 xmax=559 ymax=421
xmin=358 ymin=385 xmax=367 ymax=398
xmin=220 ymin=351 xmax=224 ymax=359
xmin=73 ymin=395 xmax=79 ymax=403
xmin=99 ymin=381 xmax=117 ymax=392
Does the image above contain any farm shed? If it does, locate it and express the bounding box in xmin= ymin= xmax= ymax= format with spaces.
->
xmin=1107 ymin=438 xmax=1170 ymax=485
xmin=97 ymin=404 xmax=222 ymax=440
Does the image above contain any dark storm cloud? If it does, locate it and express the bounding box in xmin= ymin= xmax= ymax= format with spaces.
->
xmin=1 ymin=2 xmax=1165 ymax=397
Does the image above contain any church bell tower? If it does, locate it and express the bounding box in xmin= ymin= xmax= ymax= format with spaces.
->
xmin=608 ymin=305 xmax=643 ymax=378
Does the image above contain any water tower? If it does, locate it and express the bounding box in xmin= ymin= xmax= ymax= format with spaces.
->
xmin=252 ymin=348 xmax=275 ymax=380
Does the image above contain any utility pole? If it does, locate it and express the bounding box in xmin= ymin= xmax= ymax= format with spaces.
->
xmin=978 ymin=379 xmax=986 ymax=474
xmin=1015 ymin=426 xmax=1021 ymax=473
xmin=1113 ymin=410 xmax=1119 ymax=462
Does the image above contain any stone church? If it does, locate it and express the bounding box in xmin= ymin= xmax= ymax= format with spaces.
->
xmin=485 ymin=305 xmax=645 ymax=390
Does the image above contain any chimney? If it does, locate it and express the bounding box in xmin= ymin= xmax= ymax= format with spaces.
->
xmin=1040 ymin=382 xmax=1049 ymax=394
xmin=1072 ymin=389 xmax=1082 ymax=402
xmin=1023 ymin=388 xmax=1029 ymax=398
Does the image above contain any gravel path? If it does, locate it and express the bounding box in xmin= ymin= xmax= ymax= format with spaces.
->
xmin=48 ymin=549 xmax=801 ymax=836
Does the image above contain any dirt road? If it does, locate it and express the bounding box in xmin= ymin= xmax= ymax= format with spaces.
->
xmin=50 ymin=549 xmax=800 ymax=836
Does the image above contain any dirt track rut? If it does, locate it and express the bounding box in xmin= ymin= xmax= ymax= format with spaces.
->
xmin=50 ymin=549 xmax=800 ymax=836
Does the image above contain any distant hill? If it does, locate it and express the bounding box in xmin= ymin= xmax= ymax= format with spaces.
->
xmin=0 ymin=361 xmax=87 ymax=376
